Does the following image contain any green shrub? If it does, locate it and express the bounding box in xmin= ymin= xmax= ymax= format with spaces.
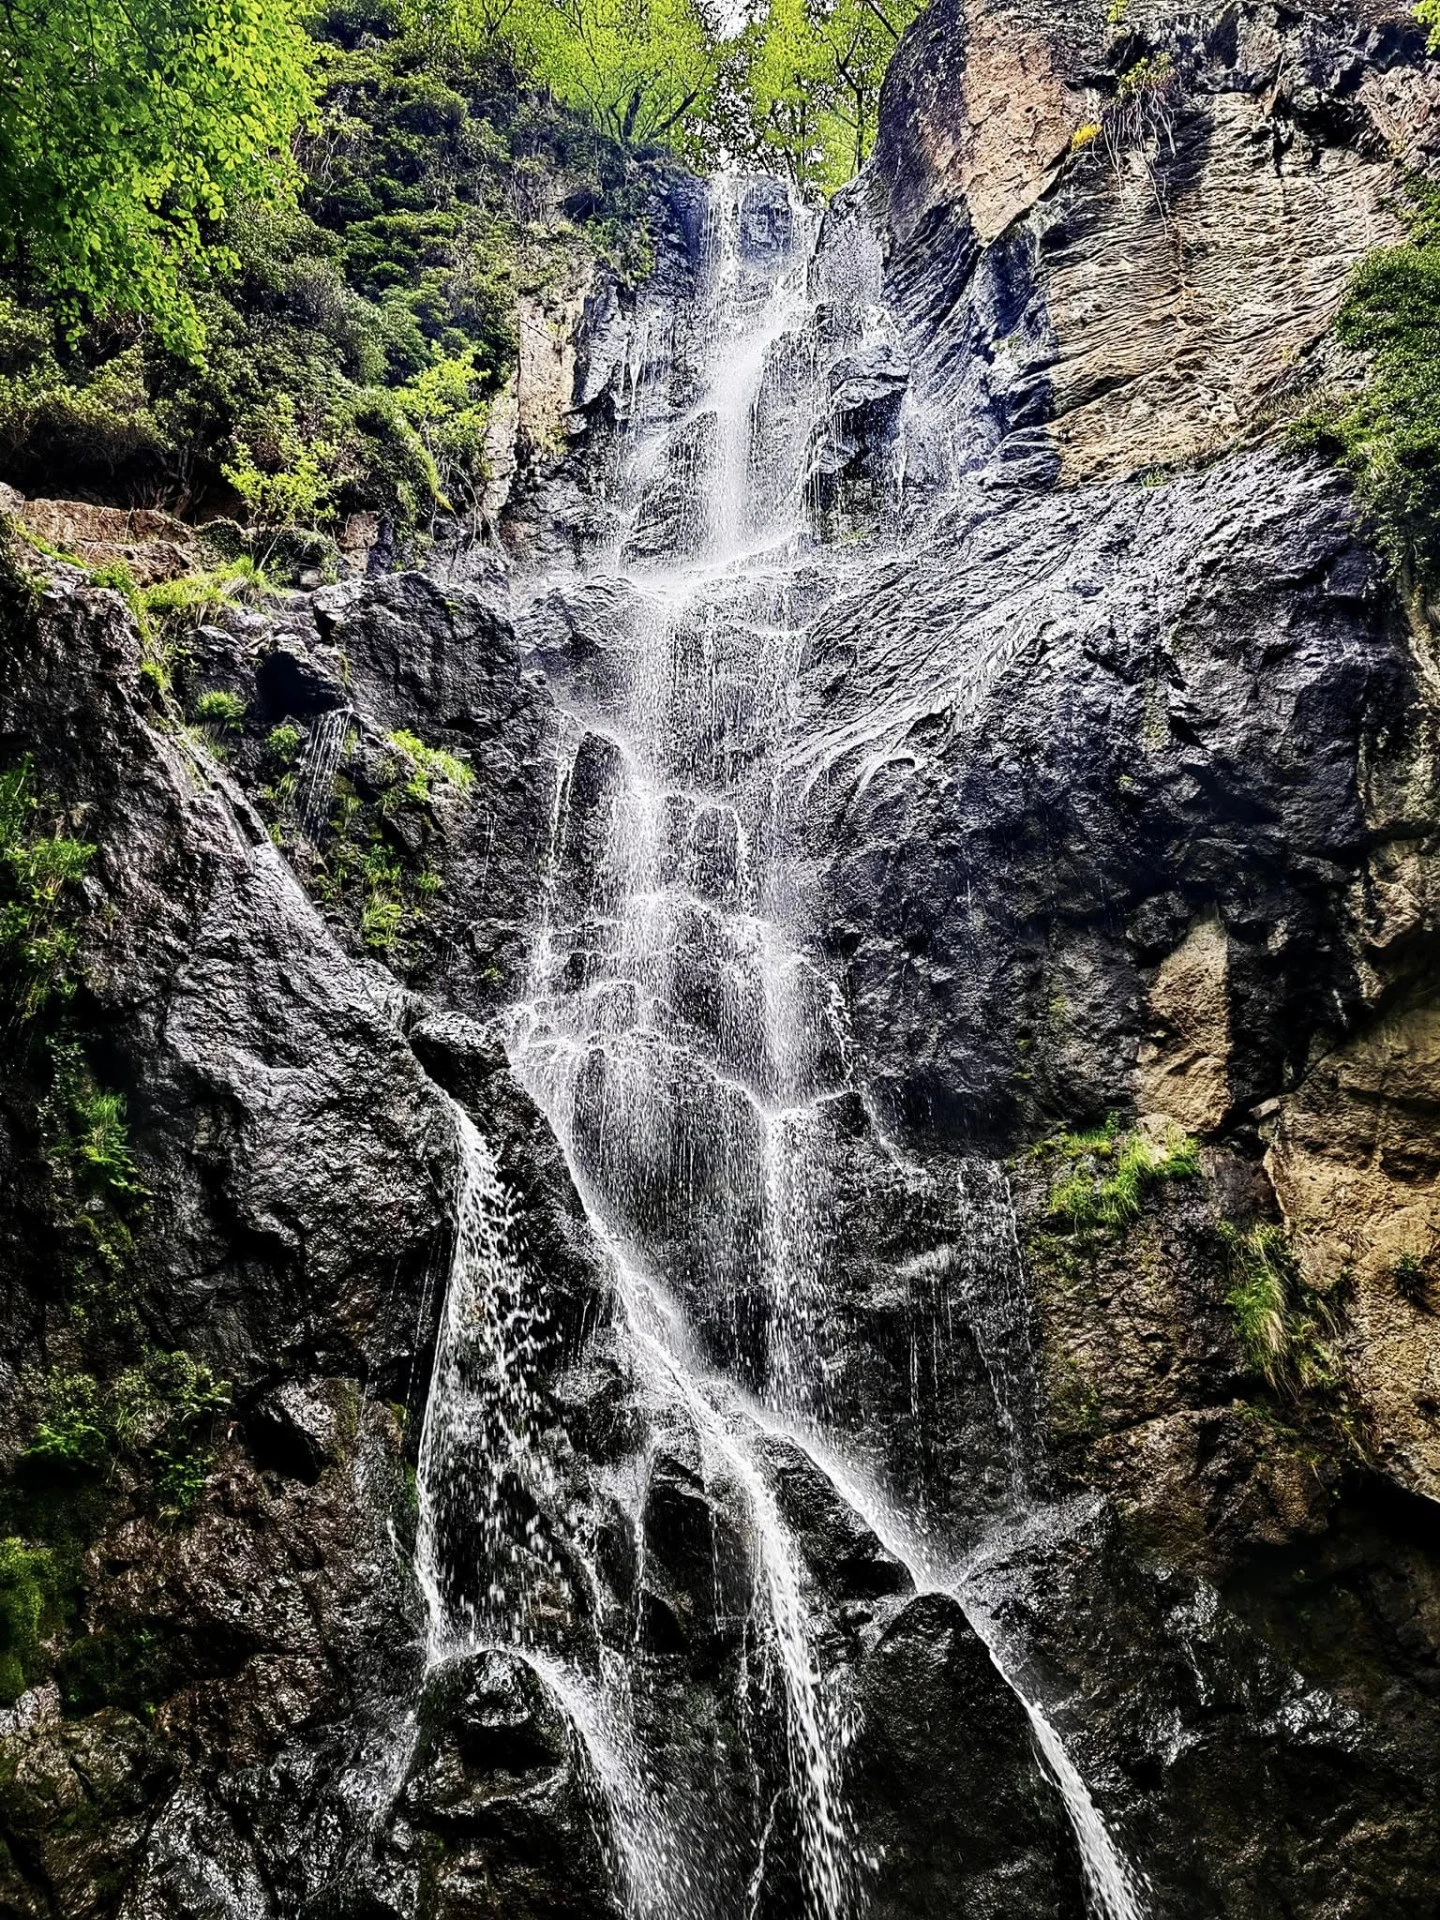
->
xmin=193 ymin=689 xmax=247 ymax=733
xmin=1 ymin=348 xmax=179 ymax=478
xmin=266 ymin=723 xmax=304 ymax=764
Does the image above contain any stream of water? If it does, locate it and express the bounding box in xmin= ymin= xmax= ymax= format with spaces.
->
xmin=416 ymin=176 xmax=1148 ymax=1920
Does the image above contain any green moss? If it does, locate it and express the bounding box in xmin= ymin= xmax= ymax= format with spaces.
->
xmin=1048 ymin=1353 xmax=1102 ymax=1442
xmin=0 ymin=1538 xmax=55 ymax=1705
xmin=55 ymin=1626 xmax=171 ymax=1718
xmin=1296 ymin=178 xmax=1440 ymax=585
xmin=0 ymin=757 xmax=96 ymax=1020
xmin=16 ymin=527 xmax=84 ymax=571
xmin=1045 ymin=1115 xmax=1201 ymax=1234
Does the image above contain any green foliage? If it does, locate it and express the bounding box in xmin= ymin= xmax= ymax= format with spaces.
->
xmin=0 ymin=0 xmax=318 ymax=350
xmin=1047 ymin=1115 xmax=1201 ymax=1234
xmin=135 ymin=1352 xmax=231 ymax=1518
xmin=1221 ymin=1223 xmax=1343 ymax=1397
xmin=360 ymin=865 xmax=407 ymax=951
xmin=141 ymin=561 xmax=275 ymax=623
xmin=738 ymin=0 xmax=921 ymax=190
xmin=1297 ymin=179 xmax=1440 ymax=586
xmin=40 ymin=1045 xmax=148 ymax=1322
xmin=0 ymin=21 xmax=540 ymax=533
xmin=1224 ymin=1224 xmax=1291 ymax=1382
xmin=416 ymin=0 xmax=725 ymax=154
xmin=419 ymin=0 xmax=919 ymax=186
xmin=393 ymin=350 xmax=493 ymax=512
xmin=223 ymin=394 xmax=338 ymax=528
xmin=0 ymin=757 xmax=96 ymax=1020
xmin=1394 ymin=1249 xmax=1436 ymax=1311
xmin=383 ymin=727 xmax=474 ymax=802
xmin=0 ymin=335 xmax=177 ymax=475
xmin=1116 ymin=51 xmax=1174 ymax=95
xmin=0 ymin=1538 xmax=55 ymax=1705
xmin=23 ymin=1353 xmax=230 ymax=1522
xmin=141 ymin=574 xmax=227 ymax=621
xmin=267 ymin=723 xmax=304 ymax=763
xmin=1418 ymin=0 xmax=1440 ymax=50
xmin=193 ymin=689 xmax=248 ymax=732
xmin=23 ymin=1374 xmax=111 ymax=1477
xmin=50 ymin=1050 xmax=145 ymax=1202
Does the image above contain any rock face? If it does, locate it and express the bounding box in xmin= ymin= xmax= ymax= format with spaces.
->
xmin=2 ymin=0 xmax=1440 ymax=1916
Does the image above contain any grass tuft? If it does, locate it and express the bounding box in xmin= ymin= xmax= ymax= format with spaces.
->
xmin=1047 ymin=1116 xmax=1201 ymax=1233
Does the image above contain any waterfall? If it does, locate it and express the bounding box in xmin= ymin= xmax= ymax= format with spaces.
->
xmin=415 ymin=1109 xmax=561 ymax=1656
xmin=294 ymin=704 xmax=353 ymax=842
xmin=416 ymin=175 xmax=1149 ymax=1920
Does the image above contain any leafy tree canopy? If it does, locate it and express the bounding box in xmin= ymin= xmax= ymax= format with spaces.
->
xmin=407 ymin=0 xmax=921 ymax=186
xmin=406 ymin=0 xmax=725 ymax=156
xmin=0 ymin=0 xmax=319 ymax=351
xmin=738 ymin=0 xmax=920 ymax=191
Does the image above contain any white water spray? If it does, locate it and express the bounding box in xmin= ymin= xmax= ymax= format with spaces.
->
xmin=416 ymin=173 xmax=1150 ymax=1920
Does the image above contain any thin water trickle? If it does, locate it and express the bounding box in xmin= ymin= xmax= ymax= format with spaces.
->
xmin=294 ymin=705 xmax=354 ymax=843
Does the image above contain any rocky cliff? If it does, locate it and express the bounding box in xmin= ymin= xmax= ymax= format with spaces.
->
xmin=3 ymin=1 xmax=1440 ymax=1917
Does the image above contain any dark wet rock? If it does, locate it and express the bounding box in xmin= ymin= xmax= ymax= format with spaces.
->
xmin=852 ymin=1591 xmax=1086 ymax=1920
xmin=404 ymin=1652 xmax=620 ymax=1918
xmin=966 ymin=1495 xmax=1440 ymax=1919
xmin=0 ymin=1705 xmax=175 ymax=1920
xmin=247 ymin=1376 xmax=359 ymax=1483
xmin=761 ymin=1438 xmax=912 ymax=1603
xmin=794 ymin=449 xmax=1407 ymax=1144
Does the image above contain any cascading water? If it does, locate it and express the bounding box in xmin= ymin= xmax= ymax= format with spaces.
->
xmin=415 ymin=175 xmax=1148 ymax=1920
xmin=295 ymin=704 xmax=355 ymax=842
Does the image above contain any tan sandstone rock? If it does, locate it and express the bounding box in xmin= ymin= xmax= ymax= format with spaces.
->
xmin=1267 ymin=996 xmax=1440 ymax=1497
xmin=1137 ymin=911 xmax=1231 ymax=1133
